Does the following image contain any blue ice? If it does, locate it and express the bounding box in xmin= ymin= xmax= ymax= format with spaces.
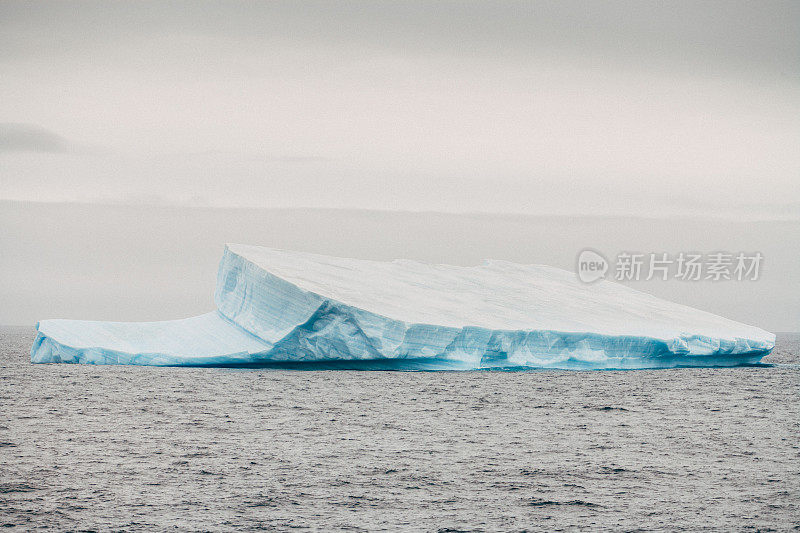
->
xmin=31 ymin=245 xmax=774 ymax=369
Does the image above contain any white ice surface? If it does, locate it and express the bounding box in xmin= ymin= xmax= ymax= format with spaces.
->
xmin=32 ymin=244 xmax=775 ymax=368
xmin=220 ymin=244 xmax=773 ymax=347
xmin=32 ymin=312 xmax=271 ymax=365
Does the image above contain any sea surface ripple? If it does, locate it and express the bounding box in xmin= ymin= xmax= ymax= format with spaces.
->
xmin=1 ymin=328 xmax=798 ymax=531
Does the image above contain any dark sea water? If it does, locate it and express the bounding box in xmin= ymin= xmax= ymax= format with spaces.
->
xmin=1 ymin=328 xmax=798 ymax=531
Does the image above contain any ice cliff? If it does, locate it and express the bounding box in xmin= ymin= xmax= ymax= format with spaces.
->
xmin=31 ymin=244 xmax=775 ymax=369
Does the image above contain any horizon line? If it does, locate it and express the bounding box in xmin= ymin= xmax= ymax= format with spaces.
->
xmin=2 ymin=198 xmax=799 ymax=222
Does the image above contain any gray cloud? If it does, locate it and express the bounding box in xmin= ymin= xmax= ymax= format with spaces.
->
xmin=0 ymin=1 xmax=797 ymax=214
xmin=0 ymin=1 xmax=797 ymax=76
xmin=0 ymin=123 xmax=69 ymax=153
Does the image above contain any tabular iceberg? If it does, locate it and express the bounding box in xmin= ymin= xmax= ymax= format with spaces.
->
xmin=31 ymin=244 xmax=774 ymax=369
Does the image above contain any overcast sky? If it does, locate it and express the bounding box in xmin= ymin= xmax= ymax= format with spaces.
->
xmin=1 ymin=1 xmax=798 ymax=215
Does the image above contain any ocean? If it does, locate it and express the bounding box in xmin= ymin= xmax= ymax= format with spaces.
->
xmin=1 ymin=327 xmax=798 ymax=531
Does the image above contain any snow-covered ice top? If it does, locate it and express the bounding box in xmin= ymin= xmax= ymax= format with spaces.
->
xmin=224 ymin=244 xmax=773 ymax=346
xmin=31 ymin=244 xmax=774 ymax=368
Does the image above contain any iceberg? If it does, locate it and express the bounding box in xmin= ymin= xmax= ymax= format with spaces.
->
xmin=31 ymin=244 xmax=774 ymax=369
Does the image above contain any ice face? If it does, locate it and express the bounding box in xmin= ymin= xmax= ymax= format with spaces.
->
xmin=31 ymin=244 xmax=775 ymax=368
